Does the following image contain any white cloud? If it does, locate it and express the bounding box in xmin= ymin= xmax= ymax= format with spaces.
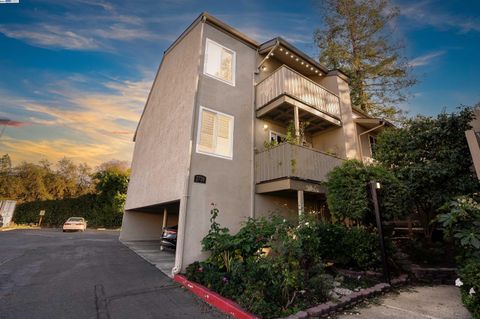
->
xmin=408 ymin=50 xmax=445 ymax=67
xmin=0 ymin=24 xmax=99 ymax=50
xmin=397 ymin=0 xmax=480 ymax=33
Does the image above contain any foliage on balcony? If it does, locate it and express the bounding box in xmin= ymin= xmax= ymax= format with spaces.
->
xmin=263 ymin=121 xmax=308 ymax=150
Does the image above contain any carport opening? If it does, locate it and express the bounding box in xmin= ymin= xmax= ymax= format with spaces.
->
xmin=122 ymin=200 xmax=180 ymax=277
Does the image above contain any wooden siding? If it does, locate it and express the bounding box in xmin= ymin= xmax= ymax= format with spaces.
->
xmin=256 ymin=65 xmax=341 ymax=118
xmin=255 ymin=143 xmax=344 ymax=184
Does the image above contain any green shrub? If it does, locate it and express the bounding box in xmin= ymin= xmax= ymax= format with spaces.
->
xmin=186 ymin=209 xmax=391 ymax=318
xmin=316 ymin=222 xmax=388 ymax=270
xmin=459 ymin=259 xmax=480 ymax=319
xmin=13 ymin=193 xmax=123 ymax=228
xmin=187 ymin=208 xmax=332 ymax=319
xmin=438 ymin=194 xmax=480 ymax=261
xmin=326 ymin=160 xmax=408 ymax=224
xmin=439 ymin=194 xmax=480 ymax=318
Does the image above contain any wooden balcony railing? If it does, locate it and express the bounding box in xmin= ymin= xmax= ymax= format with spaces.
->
xmin=255 ymin=143 xmax=344 ymax=184
xmin=255 ymin=65 xmax=341 ymax=118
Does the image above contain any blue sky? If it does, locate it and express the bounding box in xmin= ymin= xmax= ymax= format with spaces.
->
xmin=0 ymin=0 xmax=479 ymax=165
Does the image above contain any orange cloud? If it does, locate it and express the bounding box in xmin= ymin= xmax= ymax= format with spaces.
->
xmin=0 ymin=119 xmax=30 ymax=127
xmin=0 ymin=74 xmax=152 ymax=165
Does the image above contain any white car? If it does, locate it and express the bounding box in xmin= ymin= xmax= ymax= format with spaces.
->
xmin=63 ymin=217 xmax=87 ymax=232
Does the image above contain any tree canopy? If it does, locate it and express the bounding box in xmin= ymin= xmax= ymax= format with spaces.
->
xmin=374 ymin=107 xmax=479 ymax=238
xmin=315 ymin=0 xmax=416 ymax=119
xmin=4 ymin=157 xmax=131 ymax=228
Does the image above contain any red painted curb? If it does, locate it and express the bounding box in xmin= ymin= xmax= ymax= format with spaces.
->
xmin=174 ymin=274 xmax=259 ymax=319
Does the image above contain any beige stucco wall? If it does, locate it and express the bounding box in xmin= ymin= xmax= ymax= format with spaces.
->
xmin=120 ymin=210 xmax=165 ymax=241
xmin=311 ymin=127 xmax=346 ymax=158
xmin=124 ymin=23 xmax=203 ymax=211
xmin=255 ymin=193 xmax=327 ymax=221
xmin=319 ymin=74 xmax=359 ymax=160
xmin=180 ymin=23 xmax=257 ymax=269
xmin=255 ymin=193 xmax=298 ymax=221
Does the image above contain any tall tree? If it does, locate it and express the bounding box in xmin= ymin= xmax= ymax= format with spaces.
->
xmin=93 ymin=164 xmax=130 ymax=226
xmin=315 ymin=0 xmax=416 ymax=119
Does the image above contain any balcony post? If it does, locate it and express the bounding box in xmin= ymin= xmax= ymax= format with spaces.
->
xmin=297 ymin=190 xmax=304 ymax=216
xmin=162 ymin=208 xmax=168 ymax=229
xmin=294 ymin=106 xmax=300 ymax=143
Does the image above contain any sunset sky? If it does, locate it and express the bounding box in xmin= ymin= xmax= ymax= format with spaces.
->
xmin=1 ymin=0 xmax=479 ymax=166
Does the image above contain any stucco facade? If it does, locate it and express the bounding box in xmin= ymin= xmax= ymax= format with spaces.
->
xmin=120 ymin=12 xmax=386 ymax=273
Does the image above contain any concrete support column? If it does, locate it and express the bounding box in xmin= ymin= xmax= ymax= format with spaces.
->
xmin=297 ymin=190 xmax=304 ymax=216
xmin=162 ymin=208 xmax=168 ymax=229
xmin=294 ymin=106 xmax=300 ymax=143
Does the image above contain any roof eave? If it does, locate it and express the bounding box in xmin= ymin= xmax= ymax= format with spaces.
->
xmin=259 ymin=37 xmax=330 ymax=74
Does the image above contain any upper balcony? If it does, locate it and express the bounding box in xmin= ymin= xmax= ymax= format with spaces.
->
xmin=255 ymin=142 xmax=344 ymax=194
xmin=255 ymin=65 xmax=341 ymax=133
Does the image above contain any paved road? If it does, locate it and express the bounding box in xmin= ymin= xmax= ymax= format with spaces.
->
xmin=0 ymin=229 xmax=225 ymax=319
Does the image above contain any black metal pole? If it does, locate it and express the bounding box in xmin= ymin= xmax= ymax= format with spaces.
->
xmin=369 ymin=181 xmax=390 ymax=284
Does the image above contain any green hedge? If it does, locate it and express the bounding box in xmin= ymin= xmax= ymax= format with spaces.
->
xmin=13 ymin=194 xmax=123 ymax=228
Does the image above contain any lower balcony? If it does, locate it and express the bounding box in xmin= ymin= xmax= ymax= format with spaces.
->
xmin=255 ymin=142 xmax=344 ymax=194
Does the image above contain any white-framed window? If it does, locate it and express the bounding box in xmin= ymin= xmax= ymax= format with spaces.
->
xmin=196 ymin=106 xmax=234 ymax=160
xmin=269 ymin=130 xmax=285 ymax=143
xmin=368 ymin=134 xmax=377 ymax=157
xmin=204 ymin=38 xmax=236 ymax=86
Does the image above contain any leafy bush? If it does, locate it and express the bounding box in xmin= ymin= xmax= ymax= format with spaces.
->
xmin=438 ymin=195 xmax=480 ymax=261
xmin=326 ymin=160 xmax=408 ymax=224
xmin=316 ymin=222 xmax=389 ymax=270
xmin=439 ymin=194 xmax=480 ymax=318
xmin=186 ymin=209 xmax=390 ymax=318
xmin=187 ymin=208 xmax=332 ymax=318
xmin=459 ymin=259 xmax=480 ymax=319
xmin=375 ymin=107 xmax=479 ymax=240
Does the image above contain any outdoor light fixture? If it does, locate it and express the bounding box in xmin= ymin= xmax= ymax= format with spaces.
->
xmin=295 ymin=58 xmax=299 ymax=61
xmin=263 ymin=124 xmax=269 ymax=130
xmin=279 ymin=48 xmax=283 ymax=51
xmin=301 ymin=61 xmax=304 ymax=65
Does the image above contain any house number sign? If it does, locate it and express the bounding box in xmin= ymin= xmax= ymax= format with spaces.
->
xmin=194 ymin=175 xmax=206 ymax=184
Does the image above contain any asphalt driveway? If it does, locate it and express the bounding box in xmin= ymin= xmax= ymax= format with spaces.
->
xmin=0 ymin=229 xmax=225 ymax=319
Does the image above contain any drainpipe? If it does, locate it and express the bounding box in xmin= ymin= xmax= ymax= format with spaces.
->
xmin=172 ymin=16 xmax=206 ymax=276
xmin=358 ymin=121 xmax=385 ymax=161
xmin=251 ymin=70 xmax=256 ymax=218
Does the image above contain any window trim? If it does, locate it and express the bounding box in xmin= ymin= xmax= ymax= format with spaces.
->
xmin=196 ymin=106 xmax=234 ymax=160
xmin=203 ymin=38 xmax=236 ymax=87
xmin=368 ymin=134 xmax=377 ymax=157
xmin=269 ymin=130 xmax=285 ymax=143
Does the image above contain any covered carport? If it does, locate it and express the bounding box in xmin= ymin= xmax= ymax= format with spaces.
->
xmin=120 ymin=200 xmax=179 ymax=276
